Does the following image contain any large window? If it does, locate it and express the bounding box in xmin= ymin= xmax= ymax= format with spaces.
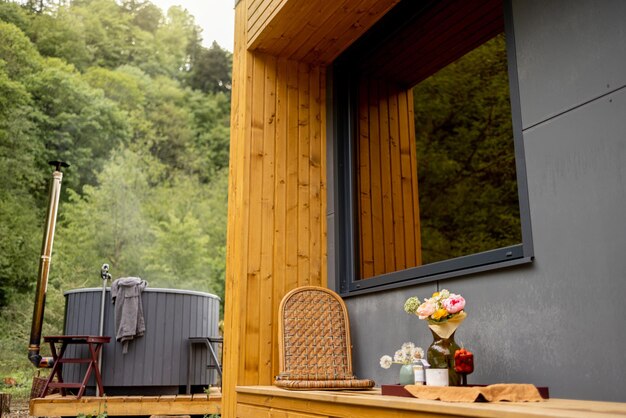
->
xmin=331 ymin=0 xmax=533 ymax=295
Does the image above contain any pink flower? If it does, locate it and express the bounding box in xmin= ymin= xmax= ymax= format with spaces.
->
xmin=416 ymin=301 xmax=436 ymax=319
xmin=443 ymin=294 xmax=465 ymax=314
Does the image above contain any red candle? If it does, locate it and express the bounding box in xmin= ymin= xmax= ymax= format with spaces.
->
xmin=454 ymin=348 xmax=474 ymax=374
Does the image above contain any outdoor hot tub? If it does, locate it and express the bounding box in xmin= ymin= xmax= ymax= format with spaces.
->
xmin=62 ymin=287 xmax=221 ymax=395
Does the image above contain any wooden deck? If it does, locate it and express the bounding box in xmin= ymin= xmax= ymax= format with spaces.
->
xmin=236 ymin=386 xmax=626 ymax=418
xmin=30 ymin=393 xmax=221 ymax=417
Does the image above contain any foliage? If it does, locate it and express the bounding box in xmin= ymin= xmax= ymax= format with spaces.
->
xmin=413 ymin=34 xmax=521 ymax=263
xmin=0 ymin=0 xmax=231 ymax=387
xmin=188 ymin=41 xmax=232 ymax=94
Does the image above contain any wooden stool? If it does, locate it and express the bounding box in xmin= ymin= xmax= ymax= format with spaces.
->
xmin=41 ymin=335 xmax=110 ymax=399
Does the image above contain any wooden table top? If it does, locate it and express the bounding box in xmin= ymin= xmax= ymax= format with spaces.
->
xmin=236 ymin=385 xmax=626 ymax=418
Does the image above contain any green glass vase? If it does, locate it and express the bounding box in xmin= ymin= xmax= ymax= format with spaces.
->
xmin=399 ymin=364 xmax=415 ymax=385
xmin=427 ymin=329 xmax=461 ymax=386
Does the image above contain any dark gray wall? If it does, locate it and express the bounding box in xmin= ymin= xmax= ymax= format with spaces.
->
xmin=329 ymin=0 xmax=626 ymax=402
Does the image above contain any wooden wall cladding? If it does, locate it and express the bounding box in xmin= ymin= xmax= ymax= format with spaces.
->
xmin=247 ymin=0 xmax=285 ymax=46
xmin=223 ymin=1 xmax=327 ymax=414
xmin=247 ymin=0 xmax=400 ymax=64
xmin=357 ymin=0 xmax=504 ymax=86
xmin=356 ymin=77 xmax=422 ymax=280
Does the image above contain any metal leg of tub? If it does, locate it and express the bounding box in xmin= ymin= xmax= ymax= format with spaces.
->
xmin=187 ymin=337 xmax=223 ymax=394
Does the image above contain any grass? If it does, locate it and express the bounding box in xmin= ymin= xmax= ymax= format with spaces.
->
xmin=0 ymin=292 xmax=60 ymax=403
xmin=0 ymin=346 xmax=41 ymax=403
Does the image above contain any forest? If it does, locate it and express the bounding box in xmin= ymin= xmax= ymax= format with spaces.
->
xmin=0 ymin=0 xmax=231 ymax=396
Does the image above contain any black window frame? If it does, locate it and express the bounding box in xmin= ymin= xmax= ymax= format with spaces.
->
xmin=329 ymin=0 xmax=534 ymax=297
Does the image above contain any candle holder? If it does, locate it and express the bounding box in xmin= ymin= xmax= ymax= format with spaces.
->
xmin=453 ymin=348 xmax=474 ymax=386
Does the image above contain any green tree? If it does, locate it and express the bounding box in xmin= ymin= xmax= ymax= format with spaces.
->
xmin=71 ymin=0 xmax=134 ymax=68
xmin=55 ymin=148 xmax=154 ymax=285
xmin=0 ymin=20 xmax=41 ymax=78
xmin=188 ymin=41 xmax=232 ymax=94
xmin=143 ymin=170 xmax=227 ymax=297
xmin=25 ymin=57 xmax=131 ymax=190
xmin=0 ymin=22 xmax=46 ymax=308
xmin=123 ymin=0 xmax=162 ymax=34
xmin=185 ymin=90 xmax=231 ymax=181
xmin=0 ymin=1 xmax=30 ymax=33
xmin=153 ymin=5 xmax=200 ymax=78
xmin=27 ymin=8 xmax=93 ymax=71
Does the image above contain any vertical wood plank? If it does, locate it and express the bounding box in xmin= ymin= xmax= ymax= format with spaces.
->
xmin=309 ymin=65 xmax=322 ymax=287
xmin=272 ymin=57 xmax=289 ymax=380
xmin=259 ymin=54 xmax=277 ymax=384
xmin=377 ymin=79 xmax=395 ymax=273
xmin=388 ymin=82 xmax=406 ymax=270
xmin=398 ymin=88 xmax=418 ymax=267
xmin=357 ymin=78 xmax=374 ymax=279
xmin=223 ymin=0 xmax=251 ymax=413
xmin=319 ymin=68 xmax=328 ymax=288
xmin=406 ymin=89 xmax=422 ymax=265
xmin=297 ymin=62 xmax=311 ymax=286
xmin=285 ymin=60 xmax=299 ymax=291
xmin=244 ymin=53 xmax=266 ymax=385
xmin=368 ymin=78 xmax=384 ymax=277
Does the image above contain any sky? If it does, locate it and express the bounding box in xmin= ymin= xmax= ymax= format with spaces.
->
xmin=150 ymin=0 xmax=235 ymax=51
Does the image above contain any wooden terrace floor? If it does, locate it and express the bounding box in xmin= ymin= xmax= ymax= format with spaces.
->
xmin=29 ymin=393 xmax=221 ymax=416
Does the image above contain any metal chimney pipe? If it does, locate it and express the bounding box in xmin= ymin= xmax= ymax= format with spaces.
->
xmin=96 ymin=263 xmax=111 ymax=395
xmin=28 ymin=161 xmax=68 ymax=368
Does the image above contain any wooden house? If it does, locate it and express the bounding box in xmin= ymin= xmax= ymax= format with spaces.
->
xmin=224 ymin=0 xmax=626 ymax=415
xmin=27 ymin=0 xmax=626 ymax=416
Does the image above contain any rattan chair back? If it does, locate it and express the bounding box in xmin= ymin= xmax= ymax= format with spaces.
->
xmin=275 ymin=286 xmax=374 ymax=390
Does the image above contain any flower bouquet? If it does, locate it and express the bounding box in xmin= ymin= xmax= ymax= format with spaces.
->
xmin=379 ymin=342 xmax=425 ymax=369
xmin=404 ymin=289 xmax=466 ymax=338
xmin=404 ymin=290 xmax=467 ymax=385
xmin=379 ymin=342 xmax=425 ymax=385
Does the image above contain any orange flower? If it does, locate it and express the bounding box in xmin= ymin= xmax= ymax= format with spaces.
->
xmin=432 ymin=308 xmax=448 ymax=320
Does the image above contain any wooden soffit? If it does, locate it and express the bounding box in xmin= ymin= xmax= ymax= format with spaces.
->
xmin=246 ymin=0 xmax=400 ymax=65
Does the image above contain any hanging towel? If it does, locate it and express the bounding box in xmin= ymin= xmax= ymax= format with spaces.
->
xmin=111 ymin=277 xmax=147 ymax=353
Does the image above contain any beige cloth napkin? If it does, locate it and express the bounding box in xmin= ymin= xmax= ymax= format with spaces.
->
xmin=404 ymin=383 xmax=544 ymax=403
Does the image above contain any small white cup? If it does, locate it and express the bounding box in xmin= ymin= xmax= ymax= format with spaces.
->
xmin=413 ymin=365 xmax=425 ymax=385
xmin=425 ymin=368 xmax=449 ymax=386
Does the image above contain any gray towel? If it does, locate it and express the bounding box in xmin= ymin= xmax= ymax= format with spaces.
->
xmin=111 ymin=277 xmax=147 ymax=353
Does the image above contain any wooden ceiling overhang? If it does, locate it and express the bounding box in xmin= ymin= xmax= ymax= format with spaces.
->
xmin=245 ymin=0 xmax=401 ymax=65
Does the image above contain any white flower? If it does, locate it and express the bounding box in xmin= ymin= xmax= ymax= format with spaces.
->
xmin=404 ymin=297 xmax=421 ymax=314
xmin=393 ymin=349 xmax=406 ymax=363
xmin=412 ymin=346 xmax=425 ymax=360
xmin=380 ymin=343 xmax=426 ymax=368
xmin=401 ymin=342 xmax=415 ymax=355
xmin=439 ymin=289 xmax=450 ymax=299
xmin=379 ymin=355 xmax=393 ymax=369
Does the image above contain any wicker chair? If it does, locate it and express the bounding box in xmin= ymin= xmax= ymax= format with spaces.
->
xmin=274 ymin=286 xmax=375 ymax=390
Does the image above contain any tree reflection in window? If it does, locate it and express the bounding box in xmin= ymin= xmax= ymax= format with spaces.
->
xmin=414 ymin=34 xmax=521 ymax=265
